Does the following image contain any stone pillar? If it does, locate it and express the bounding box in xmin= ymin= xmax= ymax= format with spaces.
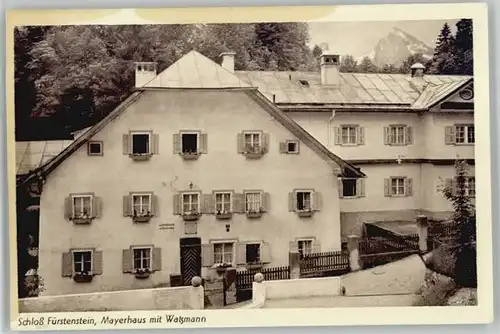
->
xmin=252 ymin=273 xmax=266 ymax=306
xmin=289 ymin=251 xmax=301 ymax=279
xmin=190 ymin=276 xmax=204 ymax=309
xmin=347 ymin=235 xmax=361 ymax=272
xmin=417 ymin=215 xmax=429 ymax=253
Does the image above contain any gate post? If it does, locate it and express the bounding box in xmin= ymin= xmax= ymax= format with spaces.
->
xmin=417 ymin=215 xmax=429 ymax=253
xmin=347 ymin=235 xmax=361 ymax=272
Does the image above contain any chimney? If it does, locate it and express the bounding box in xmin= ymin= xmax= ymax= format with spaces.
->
xmin=220 ymin=51 xmax=236 ymax=73
xmin=135 ymin=62 xmax=157 ymax=88
xmin=409 ymin=62 xmax=427 ymax=93
xmin=320 ymin=52 xmax=341 ymax=86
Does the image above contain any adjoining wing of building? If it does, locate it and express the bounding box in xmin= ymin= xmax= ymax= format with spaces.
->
xmin=16 ymin=49 xmax=473 ymax=296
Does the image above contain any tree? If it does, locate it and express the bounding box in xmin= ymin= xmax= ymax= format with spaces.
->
xmin=381 ymin=64 xmax=399 ymax=74
xmin=358 ymin=56 xmax=379 ymax=73
xmin=399 ymin=53 xmax=432 ymax=74
xmin=339 ymin=55 xmax=358 ymax=73
xmin=440 ymin=159 xmax=477 ymax=287
xmin=454 ymin=19 xmax=473 ymax=75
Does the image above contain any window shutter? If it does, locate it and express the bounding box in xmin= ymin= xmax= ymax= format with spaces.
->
xmin=261 ymin=242 xmax=271 ymax=263
xmin=151 ymin=195 xmax=159 ymax=216
xmin=236 ymin=243 xmax=246 ymax=265
xmin=384 ymin=127 xmax=391 ymax=145
xmin=445 ymin=126 xmax=456 ymax=145
xmin=173 ymin=194 xmax=182 ymax=215
xmin=384 ymin=178 xmax=391 ymax=197
xmin=338 ymin=178 xmax=344 ymax=198
xmin=93 ymin=250 xmax=103 ymax=275
xmin=199 ymin=133 xmax=208 ymax=154
xmin=357 ymin=127 xmax=365 ymax=145
xmin=405 ymin=178 xmax=413 ymax=196
xmin=289 ymin=241 xmax=299 ymax=253
xmin=64 ymin=197 xmax=72 ymax=219
xmin=173 ymin=133 xmax=181 ymax=154
xmin=237 ymin=133 xmax=244 ymax=154
xmin=279 ymin=142 xmax=287 ymax=154
xmin=262 ymin=192 xmax=270 ymax=212
xmin=93 ymin=196 xmax=102 ymax=219
xmin=123 ymin=195 xmax=131 ymax=217
xmin=288 ymin=192 xmax=296 ymax=212
xmin=153 ymin=247 xmax=162 ymax=271
xmin=202 ymin=194 xmax=214 ymax=214
xmin=152 ymin=134 xmax=159 ymax=155
xmin=357 ymin=178 xmax=366 ymax=197
xmin=62 ymin=252 xmax=72 ymax=277
xmin=334 ymin=127 xmax=341 ymax=145
xmin=233 ymin=193 xmax=245 ymax=213
xmin=312 ymin=240 xmax=321 ymax=254
xmin=262 ymin=133 xmax=270 ymax=153
xmin=123 ymin=134 xmax=130 ymax=155
xmin=406 ymin=126 xmax=413 ymax=145
xmin=201 ymin=244 xmax=214 ymax=267
xmin=312 ymin=192 xmax=322 ymax=211
xmin=122 ymin=249 xmax=133 ymax=273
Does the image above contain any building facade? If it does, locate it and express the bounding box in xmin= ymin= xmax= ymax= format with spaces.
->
xmin=34 ymin=51 xmax=362 ymax=295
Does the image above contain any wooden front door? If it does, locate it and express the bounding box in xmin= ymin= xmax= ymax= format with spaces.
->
xmin=180 ymin=237 xmax=202 ymax=285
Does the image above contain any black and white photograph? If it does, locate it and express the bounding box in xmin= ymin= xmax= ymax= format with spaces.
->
xmin=7 ymin=3 xmax=493 ymax=330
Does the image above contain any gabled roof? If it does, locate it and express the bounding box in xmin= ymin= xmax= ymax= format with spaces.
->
xmin=143 ymin=50 xmax=252 ymax=89
xmin=16 ymin=140 xmax=74 ymax=176
xmin=235 ymin=71 xmax=472 ymax=109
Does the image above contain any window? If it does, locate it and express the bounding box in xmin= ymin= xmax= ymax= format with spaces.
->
xmin=465 ymin=177 xmax=476 ymax=197
xmin=87 ymin=141 xmax=103 ymax=156
xmin=73 ymin=250 xmax=92 ymax=274
xmin=213 ymin=243 xmax=234 ymax=265
xmin=391 ymin=177 xmax=406 ymax=196
xmin=390 ymin=126 xmax=406 ymax=145
xmin=341 ymin=126 xmax=357 ymax=145
xmin=181 ymin=133 xmax=198 ymax=154
xmin=296 ymin=191 xmax=312 ymax=211
xmin=287 ymin=140 xmax=299 ymax=153
xmin=131 ymin=132 xmax=150 ymax=154
xmin=244 ymin=132 xmax=261 ymax=153
xmin=455 ymin=125 xmax=475 ymax=144
xmin=72 ymin=195 xmax=92 ymax=218
xmin=245 ymin=192 xmax=262 ymax=212
xmin=342 ymin=179 xmax=357 ymax=197
xmin=133 ymin=247 xmax=151 ymax=271
xmin=182 ymin=193 xmax=200 ymax=214
xmin=298 ymin=240 xmax=313 ymax=256
xmin=132 ymin=194 xmax=151 ymax=216
xmin=246 ymin=243 xmax=261 ymax=264
xmin=215 ymin=192 xmax=231 ymax=213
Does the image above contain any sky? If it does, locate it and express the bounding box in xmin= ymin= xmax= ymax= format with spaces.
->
xmin=308 ymin=19 xmax=460 ymax=58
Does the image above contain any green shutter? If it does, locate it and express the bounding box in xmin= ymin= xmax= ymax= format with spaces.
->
xmin=262 ymin=133 xmax=270 ymax=153
xmin=93 ymin=250 xmax=103 ymax=275
xmin=261 ymin=242 xmax=271 ymax=263
xmin=199 ymin=133 xmax=208 ymax=154
xmin=152 ymin=134 xmax=159 ymax=155
xmin=262 ymin=192 xmax=270 ymax=212
xmin=93 ymin=196 xmax=102 ymax=219
xmin=173 ymin=194 xmax=182 ymax=215
xmin=62 ymin=252 xmax=73 ymax=277
xmin=123 ymin=195 xmax=131 ymax=217
xmin=123 ymin=134 xmax=130 ymax=155
xmin=445 ymin=126 xmax=456 ymax=145
xmin=122 ymin=249 xmax=133 ymax=273
xmin=312 ymin=192 xmax=322 ymax=211
xmin=384 ymin=127 xmax=391 ymax=145
xmin=151 ymin=194 xmax=158 ymax=216
xmin=153 ymin=247 xmax=162 ymax=271
xmin=406 ymin=126 xmax=413 ymax=145
xmin=405 ymin=178 xmax=413 ymax=196
xmin=173 ymin=133 xmax=181 ymax=154
xmin=334 ymin=127 xmax=341 ymax=145
xmin=201 ymin=244 xmax=214 ymax=267
xmin=384 ymin=179 xmax=391 ymax=197
xmin=236 ymin=243 xmax=246 ymax=265
xmin=288 ymin=192 xmax=296 ymax=212
xmin=357 ymin=178 xmax=365 ymax=197
xmin=237 ymin=133 xmax=244 ymax=154
xmin=64 ymin=197 xmax=73 ymax=219
xmin=279 ymin=142 xmax=287 ymax=154
xmin=357 ymin=127 xmax=365 ymax=145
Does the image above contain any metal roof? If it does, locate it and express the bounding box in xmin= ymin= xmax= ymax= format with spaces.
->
xmin=234 ymin=71 xmax=471 ymax=107
xmin=16 ymin=140 xmax=74 ymax=175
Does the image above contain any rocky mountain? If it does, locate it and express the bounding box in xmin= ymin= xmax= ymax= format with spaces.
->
xmin=357 ymin=27 xmax=434 ymax=67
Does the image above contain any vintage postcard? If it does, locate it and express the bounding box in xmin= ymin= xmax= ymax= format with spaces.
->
xmin=5 ymin=3 xmax=493 ymax=331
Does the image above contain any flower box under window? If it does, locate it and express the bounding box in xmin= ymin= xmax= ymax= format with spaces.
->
xmin=72 ymin=214 xmax=93 ymax=225
xmin=132 ymin=211 xmax=152 ymax=223
xmin=181 ymin=152 xmax=200 ymax=160
xmin=134 ymin=268 xmax=151 ymax=279
xmin=129 ymin=153 xmax=152 ymax=161
xmin=213 ymin=263 xmax=232 ymax=273
xmin=297 ymin=209 xmax=314 ymax=218
xmin=182 ymin=212 xmax=201 ymax=221
xmin=215 ymin=211 xmax=232 ymax=220
xmin=246 ymin=210 xmax=264 ymax=218
xmin=243 ymin=145 xmax=264 ymax=159
xmin=73 ymin=271 xmax=93 ymax=283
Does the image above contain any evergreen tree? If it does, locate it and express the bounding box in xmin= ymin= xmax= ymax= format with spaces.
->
xmin=399 ymin=53 xmax=431 ymax=74
xmin=429 ymin=23 xmax=457 ymax=74
xmin=381 ymin=64 xmax=399 ymax=74
xmin=358 ymin=56 xmax=379 ymax=73
xmin=454 ymin=19 xmax=473 ymax=75
xmin=339 ymin=55 xmax=358 ymax=73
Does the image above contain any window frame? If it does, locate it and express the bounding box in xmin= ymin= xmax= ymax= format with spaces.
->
xmin=71 ymin=249 xmax=93 ymax=275
xmin=71 ymin=194 xmax=93 ymax=218
xmin=179 ymin=131 xmax=200 ymax=154
xmin=212 ymin=241 xmax=235 ymax=266
xmin=340 ymin=125 xmax=358 ymax=146
xmin=295 ymin=189 xmax=314 ymax=212
xmin=455 ymin=124 xmax=475 ymax=144
xmin=341 ymin=178 xmax=358 ymax=198
xmin=297 ymin=239 xmax=314 ymax=257
xmin=130 ymin=192 xmax=152 ymax=216
xmin=390 ymin=177 xmax=407 ymax=197
xmin=87 ymin=141 xmax=103 ymax=156
xmin=130 ymin=131 xmax=152 ymax=155
xmin=245 ymin=242 xmax=262 ymax=264
xmin=214 ymin=191 xmax=233 ymax=213
xmin=244 ymin=190 xmax=263 ymax=212
xmin=285 ymin=140 xmax=300 ymax=154
xmin=389 ymin=125 xmax=407 ymax=145
xmin=131 ymin=246 xmax=153 ymax=272
xmin=243 ymin=131 xmax=262 ymax=149
xmin=182 ymin=191 xmax=201 ymax=214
